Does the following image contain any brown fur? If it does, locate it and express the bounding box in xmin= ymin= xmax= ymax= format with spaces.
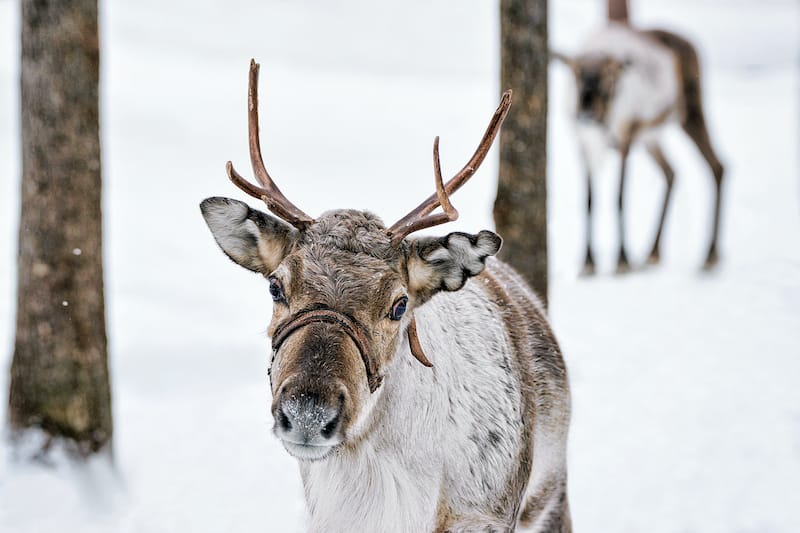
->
xmin=264 ymin=210 xmax=407 ymax=445
xmin=484 ymin=261 xmax=571 ymax=531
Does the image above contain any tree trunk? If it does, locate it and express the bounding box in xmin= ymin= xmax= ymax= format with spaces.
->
xmin=8 ymin=0 xmax=112 ymax=457
xmin=608 ymin=0 xmax=630 ymax=24
xmin=494 ymin=0 xmax=549 ymax=306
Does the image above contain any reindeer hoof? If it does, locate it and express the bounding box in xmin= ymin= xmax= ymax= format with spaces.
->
xmin=615 ymin=259 xmax=631 ymax=275
xmin=580 ymin=261 xmax=596 ymax=277
xmin=646 ymin=250 xmax=660 ymax=265
xmin=703 ymin=249 xmax=719 ymax=271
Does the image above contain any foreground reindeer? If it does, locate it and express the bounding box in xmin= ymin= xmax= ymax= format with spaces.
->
xmin=200 ymin=60 xmax=571 ymax=532
xmin=553 ymin=0 xmax=725 ymax=274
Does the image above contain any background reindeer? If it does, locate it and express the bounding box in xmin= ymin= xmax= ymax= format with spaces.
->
xmin=553 ymin=0 xmax=725 ymax=274
xmin=200 ymin=61 xmax=571 ymax=532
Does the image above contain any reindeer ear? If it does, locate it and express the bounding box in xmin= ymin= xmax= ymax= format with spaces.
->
xmin=406 ymin=230 xmax=502 ymax=305
xmin=550 ymin=50 xmax=578 ymax=72
xmin=200 ymin=197 xmax=296 ymax=274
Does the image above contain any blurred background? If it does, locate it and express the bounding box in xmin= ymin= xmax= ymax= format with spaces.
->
xmin=0 ymin=0 xmax=798 ymax=531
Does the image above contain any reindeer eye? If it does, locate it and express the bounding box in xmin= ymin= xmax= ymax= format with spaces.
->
xmin=389 ymin=296 xmax=408 ymax=321
xmin=268 ymin=277 xmax=286 ymax=303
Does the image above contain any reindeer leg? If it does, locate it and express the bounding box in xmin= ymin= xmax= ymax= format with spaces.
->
xmin=645 ymin=142 xmax=675 ymax=265
xmin=681 ymin=97 xmax=725 ymax=270
xmin=581 ymin=170 xmax=596 ymax=276
xmin=615 ymin=144 xmax=631 ymax=274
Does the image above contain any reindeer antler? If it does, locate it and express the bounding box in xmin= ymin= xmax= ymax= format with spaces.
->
xmin=226 ymin=59 xmax=315 ymax=230
xmin=386 ymin=90 xmax=512 ymax=247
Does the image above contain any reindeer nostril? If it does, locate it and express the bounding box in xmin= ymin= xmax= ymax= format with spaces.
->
xmin=320 ymin=411 xmax=341 ymax=439
xmin=277 ymin=405 xmax=293 ymax=432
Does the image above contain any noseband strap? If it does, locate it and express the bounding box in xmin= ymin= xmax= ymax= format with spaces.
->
xmin=407 ymin=317 xmax=433 ymax=368
xmin=271 ymin=309 xmax=434 ymax=393
xmin=271 ymin=308 xmax=383 ymax=392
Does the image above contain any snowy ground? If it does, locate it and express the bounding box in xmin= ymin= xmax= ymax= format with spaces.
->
xmin=0 ymin=0 xmax=798 ymax=531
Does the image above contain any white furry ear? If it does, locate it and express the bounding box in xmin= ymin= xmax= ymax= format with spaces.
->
xmin=200 ymin=197 xmax=296 ymax=274
xmin=406 ymin=230 xmax=502 ymax=304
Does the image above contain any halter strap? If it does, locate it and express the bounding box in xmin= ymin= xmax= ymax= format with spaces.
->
xmin=271 ymin=308 xmax=383 ymax=392
xmin=407 ymin=317 xmax=433 ymax=368
xmin=271 ymin=309 xmax=434 ymax=393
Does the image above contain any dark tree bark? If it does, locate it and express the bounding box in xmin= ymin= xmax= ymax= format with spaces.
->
xmin=8 ymin=0 xmax=112 ymax=457
xmin=608 ymin=0 xmax=630 ymax=24
xmin=494 ymin=0 xmax=549 ymax=306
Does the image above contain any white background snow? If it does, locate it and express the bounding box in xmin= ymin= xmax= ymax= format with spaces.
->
xmin=0 ymin=0 xmax=798 ymax=531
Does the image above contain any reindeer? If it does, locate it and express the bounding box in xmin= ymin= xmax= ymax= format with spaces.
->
xmin=200 ymin=60 xmax=571 ymax=532
xmin=553 ymin=0 xmax=725 ymax=274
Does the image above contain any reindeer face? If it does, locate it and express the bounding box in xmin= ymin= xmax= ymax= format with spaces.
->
xmin=562 ymin=54 xmax=628 ymax=125
xmin=259 ymin=210 xmax=405 ymax=462
xmin=201 ymin=201 xmax=501 ymax=461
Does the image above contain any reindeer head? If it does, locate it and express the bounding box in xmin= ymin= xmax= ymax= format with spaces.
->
xmin=201 ymin=60 xmax=510 ymax=462
xmin=552 ymin=51 xmax=630 ymax=124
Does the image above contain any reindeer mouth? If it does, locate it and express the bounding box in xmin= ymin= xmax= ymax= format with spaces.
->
xmin=577 ymin=110 xmax=601 ymax=124
xmin=280 ymin=440 xmax=337 ymax=462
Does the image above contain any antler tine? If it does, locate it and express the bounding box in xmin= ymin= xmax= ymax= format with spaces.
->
xmin=389 ymin=137 xmax=459 ymax=247
xmin=387 ymin=90 xmax=512 ymax=244
xmin=226 ymin=59 xmax=314 ymax=230
xmin=225 ymin=162 xmax=310 ymax=225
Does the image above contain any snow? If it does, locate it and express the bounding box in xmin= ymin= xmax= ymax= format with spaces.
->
xmin=1 ymin=0 xmax=798 ymax=531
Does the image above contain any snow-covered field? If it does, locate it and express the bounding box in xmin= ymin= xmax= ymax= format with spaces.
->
xmin=1 ymin=0 xmax=798 ymax=531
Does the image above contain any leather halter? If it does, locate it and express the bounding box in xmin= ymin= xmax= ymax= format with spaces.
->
xmin=271 ymin=309 xmax=433 ymax=394
xmin=407 ymin=317 xmax=433 ymax=368
xmin=271 ymin=308 xmax=383 ymax=392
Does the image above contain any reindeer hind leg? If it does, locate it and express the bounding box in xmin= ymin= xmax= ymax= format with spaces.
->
xmin=682 ymin=114 xmax=724 ymax=269
xmin=680 ymin=70 xmax=725 ymax=269
xmin=646 ymin=28 xmax=725 ymax=269
xmin=645 ymin=141 xmax=676 ymax=265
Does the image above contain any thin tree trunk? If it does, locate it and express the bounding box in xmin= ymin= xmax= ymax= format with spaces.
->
xmin=8 ymin=0 xmax=112 ymax=457
xmin=608 ymin=0 xmax=630 ymax=24
xmin=494 ymin=0 xmax=549 ymax=306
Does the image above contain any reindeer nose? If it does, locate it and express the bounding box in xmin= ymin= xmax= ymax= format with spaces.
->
xmin=275 ymin=389 xmax=344 ymax=445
